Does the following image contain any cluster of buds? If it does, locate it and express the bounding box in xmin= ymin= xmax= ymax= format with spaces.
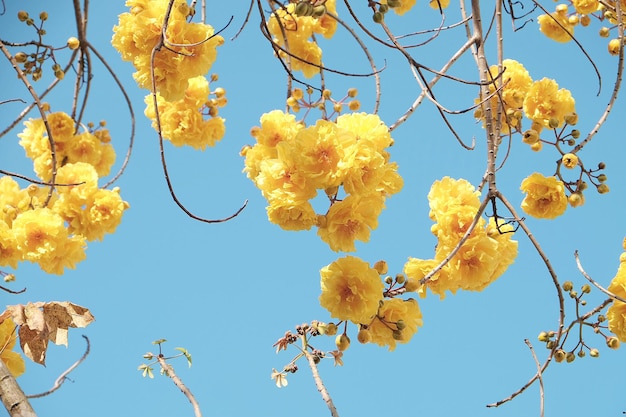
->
xmin=292 ymin=0 xmax=328 ymax=18
xmin=287 ymin=87 xmax=360 ymax=116
xmin=13 ymin=10 xmax=78 ymax=81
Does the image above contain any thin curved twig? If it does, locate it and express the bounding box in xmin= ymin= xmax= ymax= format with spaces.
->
xmin=149 ymin=0 xmax=248 ymax=223
xmin=27 ymin=335 xmax=91 ymax=399
xmin=524 ymin=339 xmax=544 ymax=417
xmin=574 ymin=250 xmax=626 ymax=304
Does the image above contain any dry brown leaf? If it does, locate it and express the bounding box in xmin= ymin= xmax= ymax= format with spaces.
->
xmin=6 ymin=301 xmax=95 ymax=365
xmin=18 ymin=324 xmax=48 ymax=365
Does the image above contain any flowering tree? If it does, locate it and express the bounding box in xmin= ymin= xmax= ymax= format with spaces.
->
xmin=1 ymin=0 xmax=626 ymax=416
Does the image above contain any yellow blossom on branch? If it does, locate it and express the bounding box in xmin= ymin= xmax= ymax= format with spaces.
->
xmin=607 ymin=247 xmax=626 ymax=341
xmin=367 ymin=298 xmax=423 ymax=351
xmin=0 ymin=318 xmax=25 ymax=378
xmin=319 ymin=256 xmax=384 ymax=324
xmin=538 ymin=9 xmax=574 ymax=43
xmin=523 ymin=78 xmax=576 ymax=129
xmin=520 ymin=172 xmax=568 ymax=219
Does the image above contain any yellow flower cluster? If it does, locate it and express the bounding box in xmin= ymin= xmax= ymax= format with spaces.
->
xmin=243 ymin=111 xmax=403 ymax=251
xmin=538 ymin=6 xmax=575 ymax=43
xmin=523 ymin=78 xmax=576 ymax=129
xmin=319 ymin=256 xmax=423 ymax=351
xmin=2 ymin=114 xmax=129 ymax=275
xmin=607 ymin=238 xmax=626 ymax=341
xmin=113 ymin=0 xmax=227 ymax=148
xmin=112 ymin=0 xmax=223 ymax=102
xmin=0 ymin=318 xmax=25 ymax=377
xmin=18 ymin=111 xmax=115 ymax=181
xmin=520 ymin=172 xmax=568 ymax=219
xmin=0 ymin=167 xmax=128 ymax=274
xmin=144 ymin=76 xmax=226 ymax=149
xmin=268 ymin=0 xmax=337 ymax=78
xmin=403 ymin=177 xmax=518 ymax=299
xmin=476 ymin=59 xmax=576 ymax=133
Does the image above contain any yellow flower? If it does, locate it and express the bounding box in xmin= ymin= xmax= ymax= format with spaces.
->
xmin=112 ymin=0 xmax=223 ymax=101
xmin=293 ymin=119 xmax=355 ymax=189
xmin=0 ymin=221 xmax=21 ymax=269
xmin=571 ymin=0 xmax=599 ymax=14
xmin=520 ymin=172 xmax=568 ymax=219
xmin=607 ymin=256 xmax=626 ymax=341
xmin=83 ymin=188 xmax=129 ymax=241
xmin=12 ymin=208 xmax=67 ymax=262
xmin=561 ymin=153 xmax=579 ymax=169
xmin=319 ymin=256 xmax=384 ymax=324
xmin=523 ymin=78 xmax=575 ymax=129
xmin=538 ymin=12 xmax=574 ymax=43
xmin=0 ymin=318 xmax=25 ymax=378
xmin=266 ymin=196 xmax=317 ymax=231
xmin=317 ymin=194 xmax=384 ymax=252
xmin=403 ymin=257 xmax=439 ymax=296
xmin=252 ymin=110 xmax=301 ymax=148
xmin=427 ymin=177 xmax=481 ymax=223
xmin=367 ymin=298 xmax=423 ymax=351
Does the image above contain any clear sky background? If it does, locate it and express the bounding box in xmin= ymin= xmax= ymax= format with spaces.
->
xmin=1 ymin=1 xmax=626 ymax=417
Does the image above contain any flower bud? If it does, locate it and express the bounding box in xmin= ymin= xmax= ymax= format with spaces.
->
xmin=14 ymin=52 xmax=28 ymax=63
xmin=581 ymin=284 xmax=591 ymax=294
xmin=599 ymin=27 xmax=610 ymax=38
xmin=589 ymin=348 xmax=599 ymax=357
xmin=597 ymin=184 xmax=610 ymax=194
xmin=392 ymin=329 xmax=403 ymax=340
xmin=608 ymin=39 xmax=621 ymax=56
xmin=335 ymin=334 xmax=350 ymax=351
xmin=39 ymin=11 xmax=48 ymax=21
xmin=347 ymin=88 xmax=358 ymax=97
xmin=568 ymin=192 xmax=584 ymax=208
xmin=598 ymin=162 xmax=606 ymax=170
xmin=325 ymin=323 xmax=338 ymax=336
xmin=566 ymin=352 xmax=575 ymax=363
xmin=580 ymin=14 xmax=591 ymax=26
xmin=607 ymin=336 xmax=620 ymax=349
xmin=348 ymin=100 xmax=361 ymax=111
xmin=374 ymin=260 xmax=388 ymax=275
xmin=372 ymin=11 xmax=384 ymax=23
xmin=395 ymin=274 xmax=405 ymax=285
xmin=396 ymin=319 xmax=406 ymax=330
xmin=577 ymin=349 xmax=585 ymax=358
xmin=564 ymin=112 xmax=578 ymax=125
xmin=597 ymin=174 xmax=607 ymax=182
xmin=571 ymin=130 xmax=580 ymax=139
xmin=357 ymin=328 xmax=371 ymax=344
xmin=530 ymin=141 xmax=542 ymax=152
xmin=17 ymin=10 xmax=29 ymax=21
xmin=538 ymin=331 xmax=550 ymax=342
xmin=548 ymin=118 xmax=560 ymax=129
xmin=554 ymin=349 xmax=566 ymax=362
xmin=387 ymin=0 xmax=400 ymax=7
xmin=562 ymin=281 xmax=573 ymax=291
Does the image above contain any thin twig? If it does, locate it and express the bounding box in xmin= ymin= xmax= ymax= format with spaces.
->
xmin=524 ymin=339 xmax=544 ymax=417
xmin=28 ymin=335 xmax=91 ymax=399
xmin=301 ymin=335 xmax=339 ymax=417
xmin=156 ymin=355 xmax=202 ymax=417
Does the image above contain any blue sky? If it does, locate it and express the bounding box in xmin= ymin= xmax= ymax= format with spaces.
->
xmin=1 ymin=1 xmax=626 ymax=417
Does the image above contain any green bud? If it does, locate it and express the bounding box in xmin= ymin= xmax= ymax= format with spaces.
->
xmin=571 ymin=129 xmax=580 ymax=139
xmin=548 ymin=118 xmax=560 ymax=129
xmin=597 ymin=174 xmax=607 ymax=182
xmin=392 ymin=329 xmax=403 ymax=340
xmin=577 ymin=349 xmax=586 ymax=358
xmin=597 ymin=183 xmax=610 ymax=194
xmin=395 ymin=274 xmax=405 ymax=285
xmin=538 ymin=331 xmax=550 ymax=342
xmin=566 ymin=352 xmax=576 ymax=363
xmin=582 ymin=284 xmax=591 ymax=293
xmin=396 ymin=320 xmax=406 ymax=331
xmin=379 ymin=4 xmax=389 ymax=13
xmin=372 ymin=11 xmax=384 ymax=23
